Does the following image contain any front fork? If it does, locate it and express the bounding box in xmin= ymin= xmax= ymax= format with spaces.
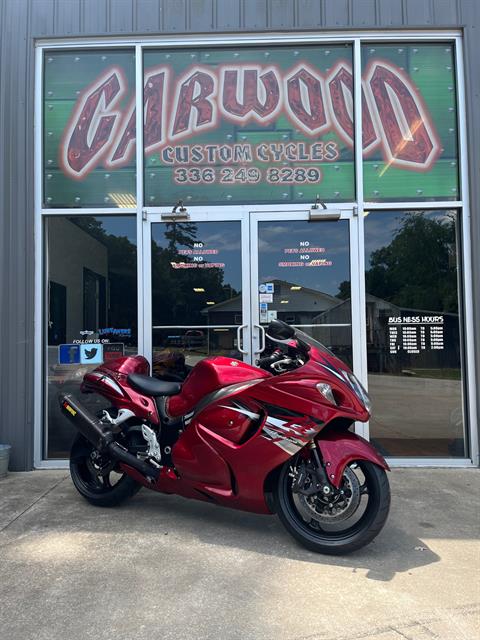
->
xmin=291 ymin=442 xmax=336 ymax=498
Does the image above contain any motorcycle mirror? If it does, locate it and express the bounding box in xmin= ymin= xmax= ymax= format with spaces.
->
xmin=266 ymin=319 xmax=295 ymax=341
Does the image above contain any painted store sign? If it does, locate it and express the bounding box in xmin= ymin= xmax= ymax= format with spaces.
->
xmin=43 ymin=44 xmax=458 ymax=207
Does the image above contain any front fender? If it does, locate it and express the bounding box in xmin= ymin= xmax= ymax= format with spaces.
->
xmin=316 ymin=430 xmax=389 ymax=489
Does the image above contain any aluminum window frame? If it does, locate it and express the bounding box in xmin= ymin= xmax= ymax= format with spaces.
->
xmin=34 ymin=30 xmax=477 ymax=468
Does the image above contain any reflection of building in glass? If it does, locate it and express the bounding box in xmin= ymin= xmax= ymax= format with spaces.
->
xmin=203 ymin=279 xmax=352 ymax=363
xmin=48 ymin=218 xmax=108 ymax=344
xmin=46 ymin=217 xmax=138 ymax=458
xmin=203 ymin=279 xmax=341 ymax=325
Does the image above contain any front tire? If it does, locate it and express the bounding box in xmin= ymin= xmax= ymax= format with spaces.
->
xmin=275 ymin=456 xmax=390 ymax=554
xmin=70 ymin=434 xmax=142 ymax=507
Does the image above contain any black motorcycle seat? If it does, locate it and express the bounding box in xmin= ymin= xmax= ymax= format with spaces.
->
xmin=127 ymin=373 xmax=181 ymax=397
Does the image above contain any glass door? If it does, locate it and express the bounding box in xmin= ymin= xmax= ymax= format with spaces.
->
xmin=143 ymin=209 xmax=362 ymax=395
xmin=143 ymin=211 xmax=251 ymax=374
xmin=249 ymin=209 xmax=359 ymax=382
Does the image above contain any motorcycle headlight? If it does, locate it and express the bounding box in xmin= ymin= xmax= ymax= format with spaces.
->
xmin=344 ymin=371 xmax=372 ymax=413
xmin=316 ymin=382 xmax=337 ymax=406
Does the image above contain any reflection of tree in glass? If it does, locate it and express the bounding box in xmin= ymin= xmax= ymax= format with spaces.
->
xmin=337 ymin=280 xmax=351 ymax=300
xmin=164 ymin=219 xmax=197 ymax=251
xmin=70 ymin=217 xmax=137 ymax=342
xmin=365 ymin=213 xmax=458 ymax=313
xmin=152 ymin=221 xmax=238 ymax=325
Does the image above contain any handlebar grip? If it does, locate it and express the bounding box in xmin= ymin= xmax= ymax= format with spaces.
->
xmin=257 ymin=356 xmax=273 ymax=368
xmin=256 ymin=351 xmax=282 ymax=368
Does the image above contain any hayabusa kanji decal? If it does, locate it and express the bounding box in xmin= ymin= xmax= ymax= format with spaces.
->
xmin=261 ymin=411 xmax=320 ymax=455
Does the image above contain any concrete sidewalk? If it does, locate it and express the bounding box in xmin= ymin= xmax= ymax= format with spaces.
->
xmin=0 ymin=469 xmax=478 ymax=640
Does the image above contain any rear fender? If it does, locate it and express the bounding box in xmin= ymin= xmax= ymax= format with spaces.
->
xmin=316 ymin=430 xmax=389 ymax=489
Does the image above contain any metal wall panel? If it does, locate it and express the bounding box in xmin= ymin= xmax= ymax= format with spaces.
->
xmin=324 ymin=0 xmax=350 ymax=27
xmin=82 ymin=0 xmax=109 ymax=33
xmin=216 ymin=0 xmax=241 ymax=29
xmin=190 ymin=0 xmax=215 ymax=32
xmin=295 ymin=0 xmax=322 ymax=28
xmin=108 ymin=0 xmax=134 ymax=32
xmin=244 ymin=0 xmax=268 ymax=29
xmin=267 ymin=0 xmax=295 ymax=29
xmin=459 ymin=0 xmax=480 ymax=466
xmin=54 ymin=0 xmax=81 ymax=35
xmin=163 ymin=0 xmax=187 ymax=31
xmin=1 ymin=0 xmax=479 ymax=469
xmin=404 ymin=0 xmax=433 ymax=26
xmin=351 ymin=0 xmax=377 ymax=27
xmin=30 ymin=0 xmax=55 ymax=36
xmin=433 ymin=0 xmax=460 ymax=25
xmin=136 ymin=0 xmax=161 ymax=32
xmin=0 ymin=0 xmax=35 ymax=471
xmin=376 ymin=1 xmax=404 ymax=26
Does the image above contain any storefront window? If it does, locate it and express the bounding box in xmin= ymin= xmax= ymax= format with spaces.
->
xmin=143 ymin=44 xmax=355 ymax=205
xmin=364 ymin=210 xmax=465 ymax=457
xmin=44 ymin=216 xmax=137 ymax=458
xmin=43 ymin=49 xmax=136 ymax=208
xmin=361 ymin=44 xmax=459 ymax=202
xmin=38 ymin=38 xmax=471 ymax=463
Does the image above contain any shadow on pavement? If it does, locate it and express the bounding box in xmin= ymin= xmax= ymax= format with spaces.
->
xmin=4 ymin=474 xmax=442 ymax=583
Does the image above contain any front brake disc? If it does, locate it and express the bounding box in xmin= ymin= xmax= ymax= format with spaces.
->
xmin=293 ymin=465 xmax=361 ymax=524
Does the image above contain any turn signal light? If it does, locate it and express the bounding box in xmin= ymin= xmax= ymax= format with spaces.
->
xmin=316 ymin=383 xmax=337 ymax=406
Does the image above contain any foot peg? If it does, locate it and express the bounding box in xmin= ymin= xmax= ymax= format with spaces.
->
xmin=141 ymin=425 xmax=162 ymax=463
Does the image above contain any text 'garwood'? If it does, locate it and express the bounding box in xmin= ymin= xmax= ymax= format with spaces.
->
xmin=61 ymin=59 xmax=440 ymax=179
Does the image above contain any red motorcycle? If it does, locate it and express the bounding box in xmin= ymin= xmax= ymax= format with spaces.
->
xmin=60 ymin=319 xmax=390 ymax=554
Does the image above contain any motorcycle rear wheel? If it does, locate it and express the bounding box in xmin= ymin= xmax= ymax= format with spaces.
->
xmin=70 ymin=434 xmax=142 ymax=507
xmin=275 ymin=456 xmax=390 ymax=554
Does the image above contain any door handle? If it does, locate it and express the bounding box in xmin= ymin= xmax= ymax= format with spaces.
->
xmin=236 ymin=324 xmax=248 ymax=354
xmin=254 ymin=324 xmax=266 ymax=354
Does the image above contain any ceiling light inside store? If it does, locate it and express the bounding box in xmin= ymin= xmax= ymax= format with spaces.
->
xmin=193 ymin=288 xmax=205 ymax=292
xmin=290 ymin=286 xmax=302 ymax=290
xmin=213 ymin=328 xmax=228 ymax=332
xmin=107 ymin=192 xmax=136 ymax=208
xmin=280 ymin=300 xmax=289 ymax=304
xmin=206 ymin=301 xmax=215 ymax=305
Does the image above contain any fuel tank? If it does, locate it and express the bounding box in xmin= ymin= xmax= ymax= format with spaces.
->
xmin=167 ymin=356 xmax=271 ymax=418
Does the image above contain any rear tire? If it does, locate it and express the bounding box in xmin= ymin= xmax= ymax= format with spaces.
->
xmin=70 ymin=434 xmax=142 ymax=507
xmin=275 ymin=457 xmax=390 ymax=555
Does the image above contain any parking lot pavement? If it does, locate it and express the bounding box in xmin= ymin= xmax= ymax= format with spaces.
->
xmin=0 ymin=468 xmax=478 ymax=640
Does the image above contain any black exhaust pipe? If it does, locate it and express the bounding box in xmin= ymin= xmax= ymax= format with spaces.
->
xmin=59 ymin=393 xmax=159 ymax=480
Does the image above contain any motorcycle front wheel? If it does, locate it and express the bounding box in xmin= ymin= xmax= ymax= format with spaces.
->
xmin=70 ymin=434 xmax=142 ymax=507
xmin=275 ymin=456 xmax=390 ymax=554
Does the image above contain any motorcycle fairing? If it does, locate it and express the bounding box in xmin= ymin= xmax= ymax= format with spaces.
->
xmin=82 ymin=355 xmax=161 ymax=424
xmin=116 ymin=393 xmax=322 ymax=514
xmin=160 ymin=393 xmax=328 ymax=513
xmin=129 ymin=358 xmax=373 ymax=513
xmin=81 ymin=335 xmax=384 ymax=515
xmin=246 ymin=359 xmax=370 ymax=425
